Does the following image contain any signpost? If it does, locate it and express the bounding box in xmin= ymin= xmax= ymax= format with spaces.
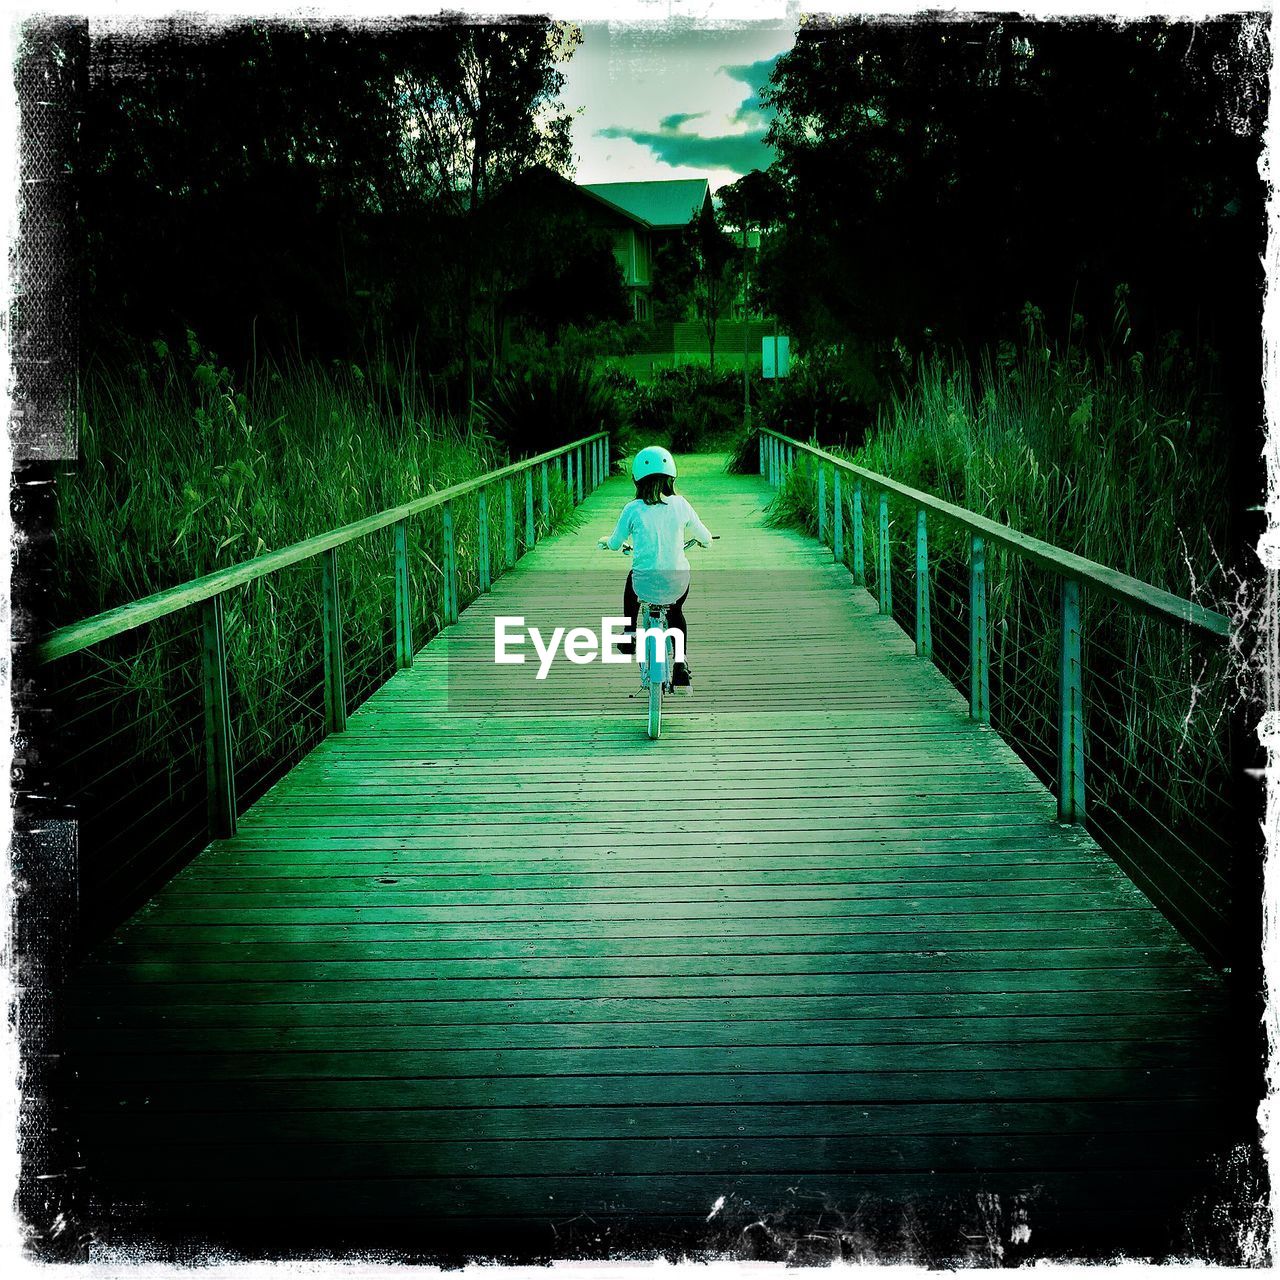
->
xmin=762 ymin=335 xmax=790 ymax=379
xmin=741 ymin=227 xmax=760 ymax=428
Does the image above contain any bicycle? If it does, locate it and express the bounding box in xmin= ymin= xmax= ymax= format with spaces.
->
xmin=601 ymin=536 xmax=716 ymax=739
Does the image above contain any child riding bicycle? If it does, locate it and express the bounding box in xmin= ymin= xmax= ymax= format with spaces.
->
xmin=598 ymin=446 xmax=713 ymax=690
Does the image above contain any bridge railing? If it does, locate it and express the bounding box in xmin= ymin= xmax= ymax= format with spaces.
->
xmin=759 ymin=428 xmax=1237 ymax=964
xmin=39 ymin=432 xmax=610 ymax=938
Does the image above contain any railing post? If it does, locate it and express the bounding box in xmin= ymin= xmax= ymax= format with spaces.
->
xmin=200 ymin=593 xmax=236 ymax=838
xmin=817 ymin=465 xmax=827 ymax=545
xmin=605 ymin=435 xmax=611 ymax=475
xmin=525 ymin=468 xmax=535 ymax=547
xmin=877 ymin=491 xmax=892 ymax=614
xmin=504 ymin=478 xmax=516 ymax=567
xmin=442 ymin=500 xmax=458 ymax=623
xmin=915 ymin=508 xmax=931 ymax=659
xmin=394 ymin=518 xmax=413 ymax=669
xmin=852 ymin=480 xmax=865 ymax=585
xmin=477 ymin=489 xmax=491 ymax=592
xmin=576 ymin=446 xmax=585 ymax=503
xmin=969 ymin=534 xmax=989 ymax=723
xmin=566 ymin=450 xmax=574 ymax=503
xmin=832 ymin=470 xmax=843 ymax=563
xmin=540 ymin=461 xmax=550 ymax=525
xmin=1058 ymin=576 xmax=1086 ymax=823
xmin=758 ymin=431 xmax=765 ymax=476
xmin=321 ymin=547 xmax=346 ymax=735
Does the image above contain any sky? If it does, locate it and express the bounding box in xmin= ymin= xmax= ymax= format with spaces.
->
xmin=559 ymin=21 xmax=797 ymax=192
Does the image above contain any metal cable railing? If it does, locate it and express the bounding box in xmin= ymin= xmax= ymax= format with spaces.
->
xmin=760 ymin=427 xmax=1236 ymax=965
xmin=39 ymin=433 xmax=611 ymax=941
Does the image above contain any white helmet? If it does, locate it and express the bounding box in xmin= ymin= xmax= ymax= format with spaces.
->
xmin=632 ymin=445 xmax=677 ymax=482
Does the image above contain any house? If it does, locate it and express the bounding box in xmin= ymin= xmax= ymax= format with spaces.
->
xmin=576 ymin=179 xmax=713 ymax=321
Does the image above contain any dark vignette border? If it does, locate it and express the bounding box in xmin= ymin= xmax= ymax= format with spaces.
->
xmin=10 ymin=15 xmax=89 ymax=1263
xmin=0 ymin=11 xmax=1272 ymax=1267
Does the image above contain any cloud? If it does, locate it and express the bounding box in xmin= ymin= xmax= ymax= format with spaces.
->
xmin=659 ymin=111 xmax=707 ymax=131
xmin=591 ymin=52 xmax=784 ymax=177
xmin=720 ymin=54 xmax=784 ymax=127
xmin=596 ymin=124 xmax=771 ymax=174
xmin=720 ymin=54 xmax=784 ymax=89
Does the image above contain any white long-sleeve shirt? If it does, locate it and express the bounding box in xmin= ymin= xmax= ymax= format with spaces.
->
xmin=605 ymin=495 xmax=713 ymax=604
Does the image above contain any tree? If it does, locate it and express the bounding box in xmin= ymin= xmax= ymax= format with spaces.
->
xmin=481 ymin=167 xmax=629 ymax=362
xmin=649 ymin=236 xmax=697 ymax=323
xmin=717 ymin=168 xmax=785 ymax=240
xmin=758 ymin=17 xmax=1267 ymax=399
xmin=80 ymin=21 xmax=416 ymax=362
xmin=400 ymin=21 xmax=580 ymax=402
xmin=717 ymin=167 xmax=786 ymax=322
xmin=684 ymin=203 xmax=735 ymax=372
xmin=76 ymin=18 xmax=585 ymax=403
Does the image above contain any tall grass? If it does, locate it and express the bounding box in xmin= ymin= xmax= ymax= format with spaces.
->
xmin=766 ymin=341 xmax=1238 ymax=961
xmin=477 ymin=358 xmax=625 ymax=457
xmin=56 ymin=349 xmax=502 ymax=617
xmin=861 ymin=347 xmax=1229 ymax=601
xmin=51 ymin=346 xmax=582 ymax=933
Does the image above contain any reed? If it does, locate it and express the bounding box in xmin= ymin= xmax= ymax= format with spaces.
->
xmin=764 ymin=340 xmax=1236 ymax=958
xmin=50 ymin=346 xmax=583 ymax=930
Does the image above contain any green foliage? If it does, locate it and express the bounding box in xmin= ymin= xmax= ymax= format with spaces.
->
xmin=858 ymin=343 xmax=1226 ymax=598
xmin=478 ymin=354 xmax=628 ymax=457
xmin=79 ymin=19 xmax=592 ymax=390
xmin=764 ymin=451 xmax=820 ymax=537
xmin=54 ymin=344 xmax=588 ymax=905
xmin=756 ymin=345 xmax=880 ymax=448
xmin=682 ymin=204 xmax=738 ymax=371
xmin=756 ymin=17 xmax=1264 ymax=437
xmin=56 ymin=342 xmax=507 ymax=620
xmin=764 ymin=333 xmax=1233 ymax=869
xmin=626 ymin=365 xmax=747 ymax=455
xmin=649 ymin=237 xmax=698 ymax=323
xmin=725 ymin=432 xmax=760 ymax=475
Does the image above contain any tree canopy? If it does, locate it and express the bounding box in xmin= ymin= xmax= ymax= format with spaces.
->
xmin=78 ymin=19 xmax=619 ymax=397
xmin=749 ymin=17 xmax=1266 ymax=407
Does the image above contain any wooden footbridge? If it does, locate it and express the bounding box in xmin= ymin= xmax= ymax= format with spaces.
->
xmin=48 ymin=436 xmax=1245 ymax=1262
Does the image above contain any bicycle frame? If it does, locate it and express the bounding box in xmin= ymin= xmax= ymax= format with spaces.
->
xmin=600 ymin=532 xmax=714 ymax=740
xmin=638 ymin=602 xmax=675 ymax=692
xmin=637 ymin=601 xmax=673 ymax=739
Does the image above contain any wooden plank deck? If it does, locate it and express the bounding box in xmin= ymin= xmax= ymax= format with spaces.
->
xmin=65 ymin=456 xmax=1234 ymax=1261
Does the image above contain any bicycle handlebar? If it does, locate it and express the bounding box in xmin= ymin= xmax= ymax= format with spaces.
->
xmin=599 ymin=535 xmax=719 ymax=554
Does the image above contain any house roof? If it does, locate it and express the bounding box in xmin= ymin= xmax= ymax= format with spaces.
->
xmin=578 ymin=179 xmax=711 ymax=230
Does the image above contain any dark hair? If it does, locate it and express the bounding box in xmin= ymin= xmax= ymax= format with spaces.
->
xmin=636 ymin=473 xmax=676 ymax=505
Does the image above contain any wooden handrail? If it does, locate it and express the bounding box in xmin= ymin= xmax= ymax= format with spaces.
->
xmin=40 ymin=432 xmax=609 ymax=663
xmin=762 ymin=429 xmax=1230 ymax=638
